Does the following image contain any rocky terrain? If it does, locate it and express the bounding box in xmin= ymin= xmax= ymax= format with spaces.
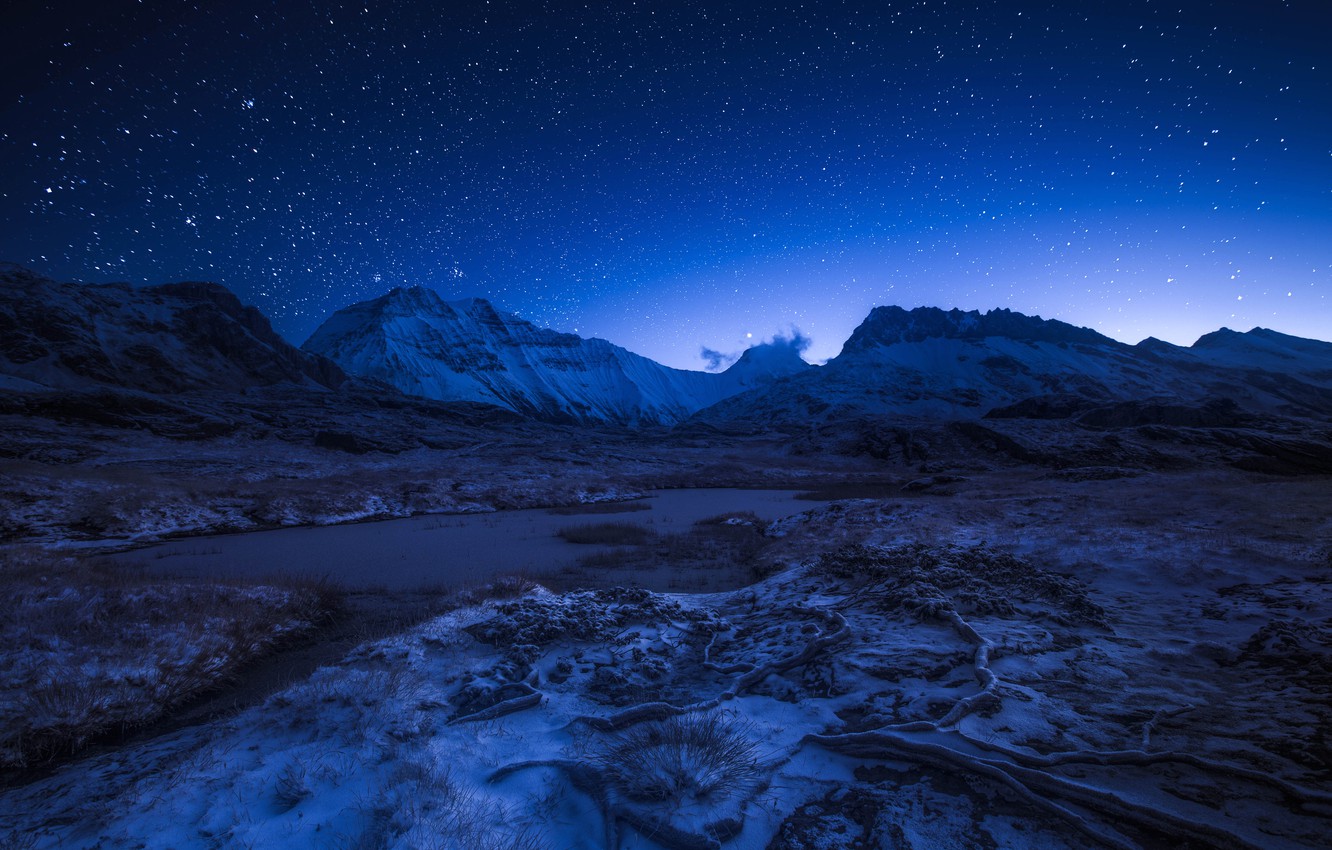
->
xmin=3 ymin=471 xmax=1330 ymax=849
xmin=2 ymin=267 xmax=1330 ymax=848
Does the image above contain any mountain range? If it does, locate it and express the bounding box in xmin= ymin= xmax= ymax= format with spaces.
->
xmin=693 ymin=304 xmax=1332 ymax=426
xmin=298 ymin=285 xmax=1332 ymax=432
xmin=4 ymin=264 xmax=1332 ymax=472
xmin=302 ymin=286 xmax=811 ymax=425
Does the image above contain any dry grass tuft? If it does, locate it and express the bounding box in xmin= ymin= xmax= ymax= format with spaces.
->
xmin=0 ymin=549 xmax=343 ymax=768
xmin=794 ymin=481 xmax=902 ymax=501
xmin=556 ymin=522 xmax=654 ymax=546
xmin=595 ymin=713 xmax=763 ymax=805
xmin=546 ymin=501 xmax=651 ymax=516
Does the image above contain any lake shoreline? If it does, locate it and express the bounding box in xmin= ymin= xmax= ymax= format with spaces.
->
xmin=110 ymin=488 xmax=832 ymax=590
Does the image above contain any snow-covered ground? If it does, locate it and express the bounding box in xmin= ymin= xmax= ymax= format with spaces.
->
xmin=4 ymin=469 xmax=1328 ymax=849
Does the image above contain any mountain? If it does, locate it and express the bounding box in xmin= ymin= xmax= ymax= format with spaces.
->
xmin=0 ymin=267 xmax=560 ymax=463
xmin=0 ymin=264 xmax=346 ymax=394
xmin=302 ymin=286 xmax=811 ymax=425
xmin=695 ymin=306 xmax=1180 ymax=424
xmin=839 ymin=305 xmax=1114 ymax=351
xmin=683 ymin=304 xmax=1332 ymax=474
xmin=692 ymin=305 xmax=1332 ymax=426
xmin=6 ymin=266 xmax=1330 ymax=472
xmin=1187 ymin=326 xmax=1332 ymax=388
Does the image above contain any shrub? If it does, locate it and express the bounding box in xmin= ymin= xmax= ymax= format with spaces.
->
xmin=275 ymin=759 xmax=311 ymax=809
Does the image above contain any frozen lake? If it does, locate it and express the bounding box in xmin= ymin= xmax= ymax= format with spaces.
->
xmin=120 ymin=488 xmax=825 ymax=590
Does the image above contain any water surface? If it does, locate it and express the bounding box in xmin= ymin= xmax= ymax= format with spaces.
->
xmin=124 ymin=488 xmax=823 ymax=589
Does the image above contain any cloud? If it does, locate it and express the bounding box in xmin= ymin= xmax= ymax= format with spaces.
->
xmin=766 ymin=327 xmax=812 ymax=354
xmin=700 ymin=346 xmax=739 ymax=372
xmin=699 ymin=326 xmax=814 ymax=371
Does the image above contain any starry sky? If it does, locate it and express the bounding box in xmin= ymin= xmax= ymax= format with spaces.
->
xmin=2 ymin=0 xmax=1329 ymax=369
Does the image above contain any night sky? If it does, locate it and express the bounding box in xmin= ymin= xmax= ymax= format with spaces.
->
xmin=2 ymin=1 xmax=1328 ymax=369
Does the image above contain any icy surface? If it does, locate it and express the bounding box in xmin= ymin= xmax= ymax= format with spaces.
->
xmin=4 ymin=471 xmax=1329 ymax=849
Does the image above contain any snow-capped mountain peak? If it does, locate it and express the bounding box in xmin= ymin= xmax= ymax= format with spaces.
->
xmin=726 ymin=338 xmax=813 ymax=379
xmin=693 ymin=303 xmax=1332 ymax=426
xmin=840 ymin=305 xmax=1117 ymax=354
xmin=302 ymin=288 xmax=808 ymax=425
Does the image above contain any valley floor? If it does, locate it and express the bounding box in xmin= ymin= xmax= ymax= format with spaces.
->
xmin=2 ymin=466 xmax=1331 ymax=849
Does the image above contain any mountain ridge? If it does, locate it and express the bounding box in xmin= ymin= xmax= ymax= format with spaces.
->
xmin=0 ymin=265 xmax=346 ymax=394
xmin=840 ymin=305 xmax=1121 ymax=354
xmin=5 ymin=266 xmax=1332 ymax=437
xmin=691 ymin=301 xmax=1332 ymax=428
xmin=302 ymin=285 xmax=812 ymax=425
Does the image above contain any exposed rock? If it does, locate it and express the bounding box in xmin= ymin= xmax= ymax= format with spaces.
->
xmin=984 ymin=393 xmax=1098 ymax=420
xmin=0 ymin=388 xmax=237 ymax=438
xmin=0 ymin=266 xmax=346 ymax=394
xmin=1075 ymin=397 xmax=1248 ymax=429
